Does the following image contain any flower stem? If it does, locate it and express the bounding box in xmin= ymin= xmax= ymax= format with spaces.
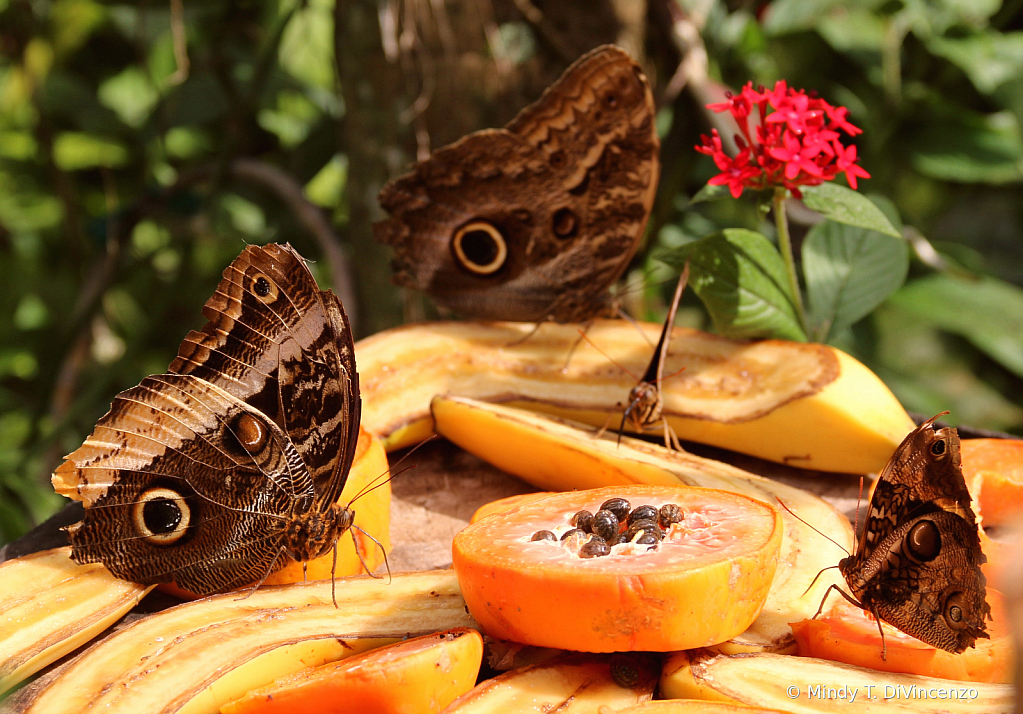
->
xmin=773 ymin=187 xmax=808 ymax=338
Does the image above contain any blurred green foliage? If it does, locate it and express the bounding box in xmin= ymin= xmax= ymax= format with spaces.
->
xmin=0 ymin=0 xmax=1021 ymax=545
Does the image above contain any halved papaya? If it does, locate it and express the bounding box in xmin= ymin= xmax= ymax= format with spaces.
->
xmin=961 ymin=438 xmax=1023 ymax=528
xmin=452 ymin=485 xmax=783 ymax=652
xmin=469 ymin=493 xmax=550 ymax=524
xmin=790 ymin=591 xmax=1013 ymax=683
xmin=220 ymin=628 xmax=483 ymax=714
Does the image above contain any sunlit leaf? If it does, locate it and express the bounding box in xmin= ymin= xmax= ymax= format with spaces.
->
xmin=52 ymin=132 xmax=128 ymax=170
xmin=660 ymin=229 xmax=807 ymax=341
xmin=99 ymin=67 xmax=158 ymax=128
xmin=800 ymin=184 xmax=901 ymax=237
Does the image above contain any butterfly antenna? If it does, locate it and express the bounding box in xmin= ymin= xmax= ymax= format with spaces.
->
xmin=331 ymin=539 xmax=339 ymax=607
xmin=854 ymin=475 xmax=864 ymax=538
xmin=577 ymin=328 xmax=641 ymax=381
xmin=615 ymin=305 xmax=656 ymax=348
xmin=776 ymin=497 xmax=851 ymax=557
xmin=349 ymin=435 xmax=440 ymax=506
xmin=352 ymin=525 xmax=392 ymax=584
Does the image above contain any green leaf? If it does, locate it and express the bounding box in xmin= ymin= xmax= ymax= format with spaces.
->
xmin=927 ymin=33 xmax=1023 ymax=95
xmin=907 ymin=111 xmax=1023 ymax=184
xmin=660 ymin=229 xmax=807 ymax=341
xmin=887 ymin=273 xmax=1023 ymax=378
xmin=98 ymin=67 xmax=158 ymax=128
xmin=800 ymin=184 xmax=901 ymax=237
xmin=762 ymin=0 xmax=886 ymax=36
xmin=802 ymin=221 xmax=908 ymax=342
xmin=52 ymin=132 xmax=128 ymax=170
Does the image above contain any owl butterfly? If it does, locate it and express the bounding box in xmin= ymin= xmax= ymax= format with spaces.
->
xmin=374 ymin=44 xmax=659 ymax=323
xmin=618 ymin=263 xmax=689 ymax=451
xmin=817 ymin=413 xmax=991 ymax=655
xmin=52 ymin=243 xmax=362 ymax=596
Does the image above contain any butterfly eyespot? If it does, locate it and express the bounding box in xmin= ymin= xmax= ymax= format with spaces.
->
xmin=931 ymin=439 xmax=946 ymax=456
xmin=452 ymin=221 xmax=507 ymax=275
xmin=905 ymin=519 xmax=941 ymax=562
xmin=232 ymin=412 xmax=269 ymax=452
xmin=134 ymin=487 xmax=190 ymax=545
xmin=251 ymin=273 xmax=279 ymax=303
xmin=949 ymin=605 xmax=963 ymax=622
xmin=551 ymin=207 xmax=579 ymax=239
xmin=548 ymin=150 xmax=566 ymax=168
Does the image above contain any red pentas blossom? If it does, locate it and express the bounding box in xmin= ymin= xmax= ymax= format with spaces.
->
xmin=696 ymin=81 xmax=870 ymax=198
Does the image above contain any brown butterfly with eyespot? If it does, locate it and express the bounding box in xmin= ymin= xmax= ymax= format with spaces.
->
xmin=374 ymin=44 xmax=659 ymax=323
xmin=814 ymin=413 xmax=991 ymax=655
xmin=51 ymin=243 xmax=362 ymax=596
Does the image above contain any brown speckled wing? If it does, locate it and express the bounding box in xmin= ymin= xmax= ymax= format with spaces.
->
xmin=375 ymin=45 xmax=659 ymax=322
xmin=839 ymin=414 xmax=990 ymax=653
xmin=53 ymin=243 xmax=361 ymax=594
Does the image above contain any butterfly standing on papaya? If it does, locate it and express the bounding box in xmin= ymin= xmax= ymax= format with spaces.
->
xmin=374 ymin=44 xmax=660 ymax=324
xmin=814 ymin=412 xmax=991 ymax=656
xmin=52 ymin=243 xmax=363 ymax=596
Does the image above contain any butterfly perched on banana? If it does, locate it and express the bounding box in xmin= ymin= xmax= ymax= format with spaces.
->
xmin=52 ymin=243 xmax=362 ymax=595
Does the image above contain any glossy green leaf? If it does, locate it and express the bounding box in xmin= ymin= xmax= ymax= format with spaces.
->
xmin=660 ymin=229 xmax=807 ymax=341
xmin=927 ymin=33 xmax=1023 ymax=95
xmin=888 ymin=273 xmax=1023 ymax=378
xmin=800 ymin=184 xmax=901 ymax=237
xmin=908 ymin=111 xmax=1023 ymax=184
xmin=803 ymin=221 xmax=908 ymax=342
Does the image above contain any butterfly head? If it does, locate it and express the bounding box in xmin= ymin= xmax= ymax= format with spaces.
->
xmin=625 ymin=382 xmax=662 ymax=430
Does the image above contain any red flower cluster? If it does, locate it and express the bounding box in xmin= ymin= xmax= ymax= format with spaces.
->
xmin=696 ymin=81 xmax=870 ymax=198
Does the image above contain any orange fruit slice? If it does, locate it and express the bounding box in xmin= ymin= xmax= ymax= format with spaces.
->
xmin=961 ymin=438 xmax=1023 ymax=527
xmin=469 ymin=493 xmax=551 ymax=524
xmin=220 ymin=628 xmax=483 ymax=714
xmin=452 ymin=485 xmax=783 ymax=652
xmin=790 ymin=590 xmax=1013 ymax=682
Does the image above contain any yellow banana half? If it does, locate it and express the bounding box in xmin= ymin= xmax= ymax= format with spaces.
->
xmin=9 ymin=570 xmax=476 ymax=714
xmin=660 ymin=649 xmax=1014 ymax=713
xmin=0 ymin=547 xmax=152 ymax=694
xmin=431 ymin=396 xmax=854 ymax=654
xmin=357 ymin=320 xmax=914 ymax=474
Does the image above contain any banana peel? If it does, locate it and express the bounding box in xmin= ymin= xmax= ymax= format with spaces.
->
xmin=431 ymin=396 xmax=854 ymax=654
xmin=357 ymin=320 xmax=913 ymax=473
xmin=11 ymin=570 xmax=476 ymax=714
xmin=0 ymin=547 xmax=152 ymax=694
xmin=443 ymin=653 xmax=657 ymax=713
xmin=660 ymin=649 xmax=1015 ymax=713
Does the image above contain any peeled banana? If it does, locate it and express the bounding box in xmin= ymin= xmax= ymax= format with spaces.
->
xmin=0 ymin=547 xmax=152 ymax=694
xmin=444 ymin=653 xmax=657 ymax=713
xmin=431 ymin=395 xmax=854 ymax=653
xmin=11 ymin=570 xmax=476 ymax=714
xmin=357 ymin=320 xmax=914 ymax=474
xmin=660 ymin=649 xmax=1015 ymax=713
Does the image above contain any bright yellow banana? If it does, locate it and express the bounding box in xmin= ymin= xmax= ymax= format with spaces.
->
xmin=14 ymin=570 xmax=476 ymax=714
xmin=660 ymin=649 xmax=1014 ymax=713
xmin=357 ymin=320 xmax=913 ymax=474
xmin=0 ymin=548 xmax=152 ymax=694
xmin=431 ymin=396 xmax=854 ymax=654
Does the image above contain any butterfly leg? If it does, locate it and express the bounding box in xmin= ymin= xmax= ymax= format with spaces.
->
xmin=238 ymin=546 xmax=287 ymax=601
xmin=352 ymin=525 xmax=392 ymax=583
xmin=813 ymin=582 xmax=863 ymax=619
xmin=593 ymin=413 xmax=615 ymax=440
xmin=504 ymin=321 xmax=546 ymax=348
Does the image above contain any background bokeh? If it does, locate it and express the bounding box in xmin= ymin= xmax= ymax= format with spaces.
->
xmin=1 ymin=0 xmax=1021 ymax=545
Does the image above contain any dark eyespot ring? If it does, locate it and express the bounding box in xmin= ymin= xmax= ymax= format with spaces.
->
xmin=905 ymin=519 xmax=941 ymax=562
xmin=452 ymin=221 xmax=507 ymax=275
xmin=251 ymin=273 xmax=279 ymax=303
xmin=551 ymin=207 xmax=579 ymax=239
xmin=232 ymin=412 xmax=269 ymax=453
xmin=949 ymin=604 xmax=963 ymax=622
xmin=133 ymin=487 xmax=190 ymax=545
xmin=931 ymin=439 xmax=946 ymax=456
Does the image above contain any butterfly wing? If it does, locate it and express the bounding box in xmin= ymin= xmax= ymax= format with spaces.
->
xmin=54 ymin=375 xmax=301 ymax=593
xmin=843 ymin=414 xmax=990 ymax=652
xmin=169 ymin=243 xmax=361 ymax=507
xmin=374 ymin=44 xmax=659 ymax=323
